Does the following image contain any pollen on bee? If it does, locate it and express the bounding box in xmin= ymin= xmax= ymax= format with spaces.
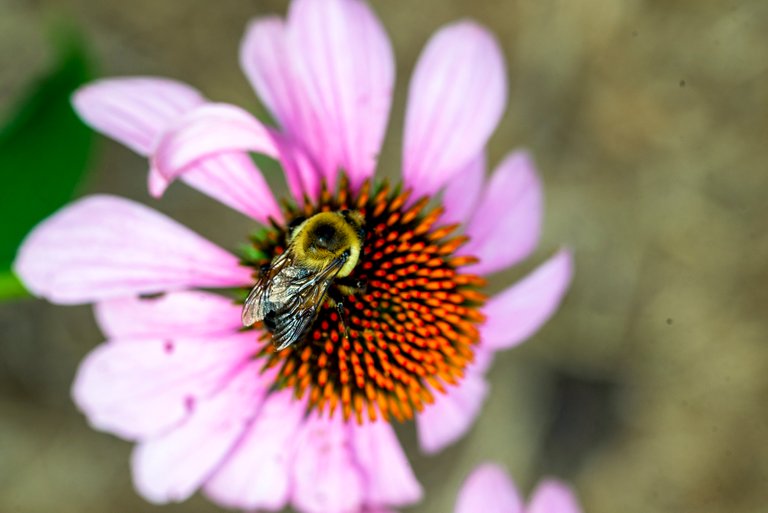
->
xmin=246 ymin=176 xmax=486 ymax=424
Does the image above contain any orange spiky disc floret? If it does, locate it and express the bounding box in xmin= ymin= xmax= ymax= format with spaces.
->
xmin=244 ymin=177 xmax=486 ymax=424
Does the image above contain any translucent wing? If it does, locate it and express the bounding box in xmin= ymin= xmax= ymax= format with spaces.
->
xmin=268 ymin=257 xmax=347 ymax=350
xmin=241 ymin=251 xmax=295 ymax=327
xmin=242 ymin=250 xmax=347 ymax=350
xmin=269 ymin=298 xmax=320 ymax=351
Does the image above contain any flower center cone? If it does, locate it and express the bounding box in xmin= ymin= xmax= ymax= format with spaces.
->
xmin=245 ymin=177 xmax=487 ymax=424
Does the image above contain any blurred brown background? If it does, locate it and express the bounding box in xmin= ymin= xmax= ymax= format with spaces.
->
xmin=2 ymin=0 xmax=767 ymax=512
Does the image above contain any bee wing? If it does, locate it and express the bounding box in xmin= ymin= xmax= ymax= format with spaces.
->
xmin=269 ymin=305 xmax=319 ymax=351
xmin=269 ymin=257 xmax=347 ymax=351
xmin=241 ymin=251 xmax=294 ymax=327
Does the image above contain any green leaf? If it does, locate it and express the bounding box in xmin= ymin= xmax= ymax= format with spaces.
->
xmin=0 ymin=273 xmax=29 ymax=300
xmin=0 ymin=26 xmax=95 ymax=299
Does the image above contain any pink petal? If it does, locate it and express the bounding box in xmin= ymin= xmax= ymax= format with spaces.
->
xmin=527 ymin=480 xmax=583 ymax=513
xmin=170 ymin=152 xmax=284 ymax=225
xmin=291 ymin=415 xmax=364 ymax=513
xmin=463 ymin=152 xmax=543 ymax=275
xmin=151 ymin=103 xmax=279 ymax=187
xmin=204 ymin=390 xmax=305 ymax=511
xmin=403 ymin=21 xmax=507 ymax=198
xmin=131 ymin=364 xmax=266 ymax=504
xmin=271 ymin=131 xmax=323 ymax=203
xmin=240 ymin=17 xmax=315 ymax=161
xmin=147 ymin=166 xmax=170 ymax=196
xmin=72 ymin=77 xmax=205 ymax=155
xmin=482 ymin=250 xmax=573 ymax=351
xmin=94 ymin=291 xmax=242 ymax=338
xmin=350 ymin=420 xmax=422 ymax=507
xmin=240 ymin=18 xmax=327 ymax=201
xmin=415 ymin=367 xmax=489 ymax=454
xmin=441 ymin=153 xmax=486 ymax=225
xmin=13 ymin=195 xmax=252 ymax=304
xmin=287 ymin=0 xmax=395 ymax=188
xmin=472 ymin=344 xmax=496 ymax=376
xmin=74 ymin=78 xmax=283 ymax=222
xmin=241 ymin=17 xmax=298 ymax=129
xmin=455 ymin=464 xmax=523 ymax=513
xmin=72 ymin=332 xmax=258 ymax=440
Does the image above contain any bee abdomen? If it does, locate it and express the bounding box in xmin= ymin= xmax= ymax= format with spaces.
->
xmin=264 ymin=311 xmax=277 ymax=332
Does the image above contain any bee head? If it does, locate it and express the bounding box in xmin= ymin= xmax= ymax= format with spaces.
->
xmin=288 ymin=211 xmax=365 ymax=275
xmin=310 ymin=222 xmax=345 ymax=253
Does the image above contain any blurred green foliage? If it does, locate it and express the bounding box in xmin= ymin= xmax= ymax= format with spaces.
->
xmin=0 ymin=28 xmax=94 ymax=299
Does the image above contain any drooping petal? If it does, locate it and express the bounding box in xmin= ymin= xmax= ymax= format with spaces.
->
xmin=204 ymin=391 xmax=305 ymax=511
xmin=415 ymin=368 xmax=489 ymax=454
xmin=169 ymin=152 xmax=284 ymax=225
xmin=527 ymin=480 xmax=583 ymax=513
xmin=441 ymin=153 xmax=486 ymax=225
xmin=94 ymin=291 xmax=242 ymax=339
xmin=131 ymin=364 xmax=266 ymax=504
xmin=291 ymin=415 xmax=364 ymax=513
xmin=350 ymin=420 xmax=422 ymax=507
xmin=72 ymin=332 xmax=258 ymax=440
xmin=74 ymin=78 xmax=281 ymax=222
xmin=287 ymin=0 xmax=395 ymax=187
xmin=455 ymin=464 xmax=523 ymax=513
xmin=463 ymin=151 xmax=542 ymax=275
xmin=482 ymin=250 xmax=573 ymax=351
xmin=151 ymin=103 xmax=279 ymax=186
xmin=13 ymin=195 xmax=252 ymax=304
xmin=403 ymin=21 xmax=507 ymax=198
xmin=72 ymin=77 xmax=205 ymax=155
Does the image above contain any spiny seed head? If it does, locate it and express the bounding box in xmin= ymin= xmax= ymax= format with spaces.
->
xmin=242 ymin=177 xmax=486 ymax=423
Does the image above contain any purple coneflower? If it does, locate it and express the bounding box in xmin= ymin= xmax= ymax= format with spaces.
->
xmin=14 ymin=0 xmax=573 ymax=511
xmin=455 ymin=464 xmax=583 ymax=513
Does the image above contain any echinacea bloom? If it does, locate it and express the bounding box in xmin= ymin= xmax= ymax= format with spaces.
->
xmin=14 ymin=0 xmax=573 ymax=511
xmin=455 ymin=464 xmax=583 ymax=513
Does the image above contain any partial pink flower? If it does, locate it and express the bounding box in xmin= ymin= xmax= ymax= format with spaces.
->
xmin=13 ymin=0 xmax=573 ymax=511
xmin=455 ymin=464 xmax=583 ymax=513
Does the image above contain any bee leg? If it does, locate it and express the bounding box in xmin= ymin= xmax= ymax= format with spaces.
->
xmin=327 ymin=288 xmax=351 ymax=342
xmin=336 ymin=301 xmax=350 ymax=341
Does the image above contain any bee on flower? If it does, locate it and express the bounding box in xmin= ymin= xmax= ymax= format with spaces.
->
xmin=14 ymin=0 xmax=573 ymax=511
xmin=241 ymin=209 xmax=368 ymax=351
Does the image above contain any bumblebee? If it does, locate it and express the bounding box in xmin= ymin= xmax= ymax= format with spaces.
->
xmin=242 ymin=210 xmax=366 ymax=350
